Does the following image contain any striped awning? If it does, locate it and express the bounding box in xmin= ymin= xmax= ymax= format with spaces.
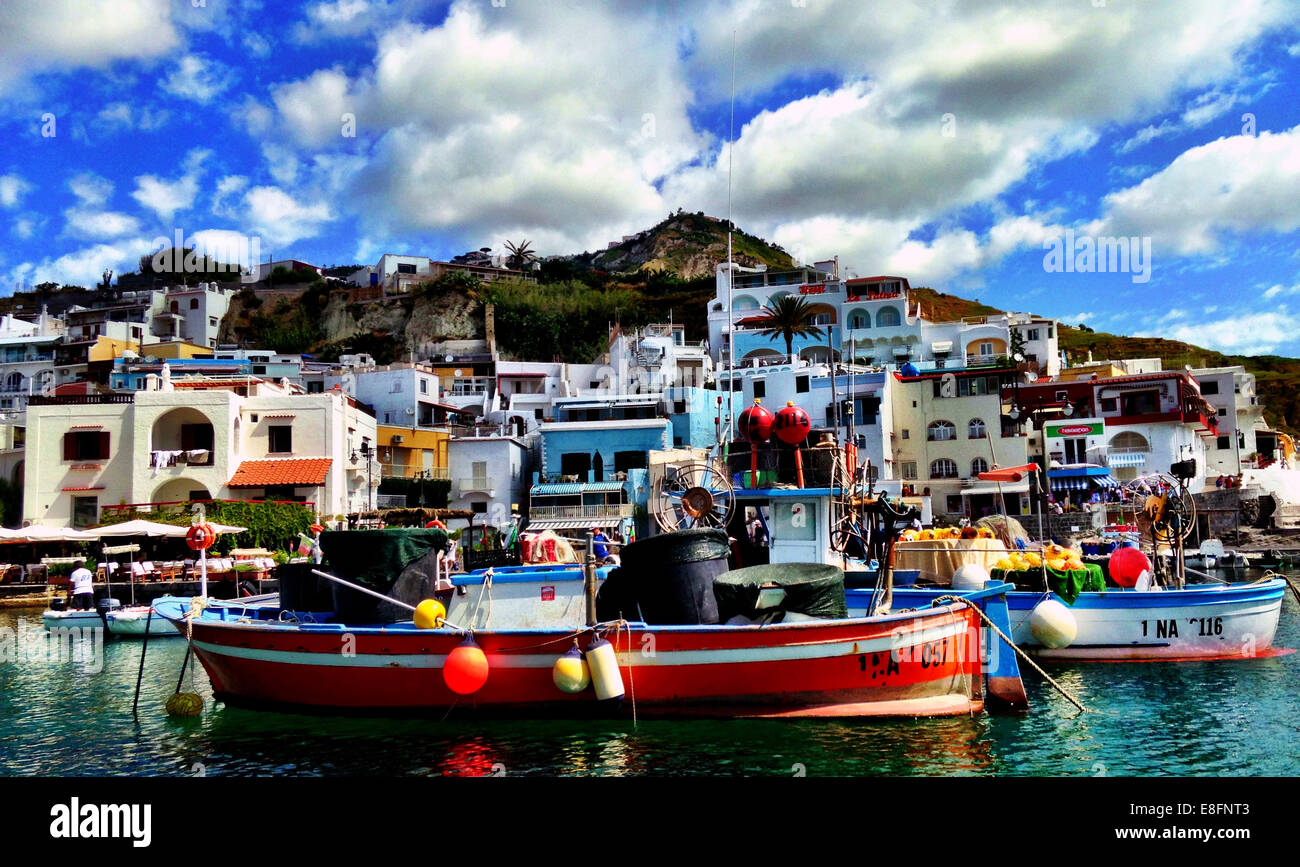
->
xmin=1108 ymin=452 xmax=1147 ymax=468
xmin=1051 ymin=474 xmax=1121 ymax=492
xmin=525 ymin=517 xmax=625 ymax=532
xmin=531 ymin=481 xmax=627 ymax=495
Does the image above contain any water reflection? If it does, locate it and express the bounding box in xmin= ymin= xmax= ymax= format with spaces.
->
xmin=0 ymin=592 xmax=1297 ymax=777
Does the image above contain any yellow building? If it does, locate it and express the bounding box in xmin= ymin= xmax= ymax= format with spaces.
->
xmin=889 ymin=368 xmax=1031 ymax=519
xmin=88 ymin=336 xmax=141 ymax=363
xmin=1056 ymin=362 xmax=1128 ymax=382
xmin=376 ymin=424 xmax=450 ymax=480
xmin=141 ymin=340 xmax=211 ymax=359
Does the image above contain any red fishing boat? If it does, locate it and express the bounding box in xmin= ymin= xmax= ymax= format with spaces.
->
xmin=156 ymin=528 xmax=1028 ymax=718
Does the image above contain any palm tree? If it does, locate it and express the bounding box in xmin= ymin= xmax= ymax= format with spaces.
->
xmin=503 ymin=239 xmax=538 ymax=271
xmin=754 ymin=295 xmax=826 ymax=363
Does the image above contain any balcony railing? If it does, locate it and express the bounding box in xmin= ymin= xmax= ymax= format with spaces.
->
xmin=28 ymin=394 xmax=134 ymax=405
xmin=380 ymin=463 xmax=450 ymax=480
xmin=455 ymin=476 xmax=496 ymax=494
xmin=528 ymin=504 xmax=633 ymax=520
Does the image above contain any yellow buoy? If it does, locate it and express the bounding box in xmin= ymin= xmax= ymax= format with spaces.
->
xmin=585 ymin=637 xmax=625 ymax=700
xmin=552 ymin=645 xmax=591 ymax=694
xmin=414 ymin=599 xmax=446 ymax=630
xmin=165 ymin=692 xmax=204 ymax=717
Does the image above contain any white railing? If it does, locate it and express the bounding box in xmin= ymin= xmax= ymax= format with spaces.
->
xmin=529 ymin=504 xmax=633 ymax=520
xmin=455 ymin=476 xmax=496 ymax=494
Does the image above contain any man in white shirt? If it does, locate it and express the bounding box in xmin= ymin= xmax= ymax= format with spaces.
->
xmin=69 ymin=559 xmax=94 ymax=610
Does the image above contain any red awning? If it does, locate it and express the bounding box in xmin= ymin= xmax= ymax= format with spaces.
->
xmin=977 ymin=464 xmax=1040 ymax=483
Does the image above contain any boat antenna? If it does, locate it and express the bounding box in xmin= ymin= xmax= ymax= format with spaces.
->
xmin=725 ymin=28 xmax=737 ymax=451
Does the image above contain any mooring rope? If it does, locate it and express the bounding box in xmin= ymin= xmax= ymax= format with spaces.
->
xmin=932 ymin=594 xmax=1089 ymax=713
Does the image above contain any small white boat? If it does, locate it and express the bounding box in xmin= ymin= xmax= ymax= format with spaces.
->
xmin=41 ymin=608 xmax=107 ymax=631
xmin=105 ymin=604 xmax=181 ymax=637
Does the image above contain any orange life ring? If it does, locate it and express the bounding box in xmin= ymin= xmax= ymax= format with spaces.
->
xmin=425 ymin=520 xmax=447 ymax=530
xmin=186 ymin=523 xmax=216 ymax=551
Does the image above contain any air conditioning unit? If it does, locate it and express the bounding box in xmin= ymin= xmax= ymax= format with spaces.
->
xmin=392 ymin=435 xmax=404 ymax=444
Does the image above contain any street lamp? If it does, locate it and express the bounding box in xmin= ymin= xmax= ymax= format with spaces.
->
xmin=350 ymin=441 xmax=373 ymax=512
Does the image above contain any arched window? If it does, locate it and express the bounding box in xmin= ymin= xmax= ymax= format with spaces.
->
xmin=930 ymin=458 xmax=958 ymax=479
xmin=971 ymin=457 xmax=989 ymax=477
xmin=847 ymin=308 xmax=870 ymax=330
xmin=169 ymin=300 xmax=179 ymax=313
xmin=877 ymin=306 xmax=901 ymax=327
xmin=5 ymin=372 xmax=22 ymax=392
xmin=968 ymin=418 xmax=986 ymax=439
xmin=189 ymin=298 xmax=199 ymax=310
xmin=927 ymin=420 xmax=956 ymax=441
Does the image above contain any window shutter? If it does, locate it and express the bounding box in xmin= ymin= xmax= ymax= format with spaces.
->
xmin=63 ymin=433 xmax=76 ymax=461
xmin=97 ymin=431 xmax=110 ymax=460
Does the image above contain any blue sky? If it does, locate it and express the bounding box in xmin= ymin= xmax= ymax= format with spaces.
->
xmin=1 ymin=0 xmax=1299 ymax=356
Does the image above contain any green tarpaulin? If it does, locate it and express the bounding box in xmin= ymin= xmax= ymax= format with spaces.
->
xmin=714 ymin=563 xmax=848 ymax=622
xmin=991 ymin=563 xmax=1105 ymax=606
xmin=319 ymin=528 xmax=448 ymax=592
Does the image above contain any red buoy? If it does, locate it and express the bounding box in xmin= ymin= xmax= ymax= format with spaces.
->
xmin=1109 ymin=545 xmax=1151 ymax=588
xmin=773 ymin=402 xmax=812 ymax=487
xmin=738 ymin=399 xmax=775 ymax=443
xmin=443 ymin=636 xmax=490 ymax=695
xmin=738 ymin=399 xmax=775 ymax=487
xmin=773 ymin=402 xmax=811 ymax=444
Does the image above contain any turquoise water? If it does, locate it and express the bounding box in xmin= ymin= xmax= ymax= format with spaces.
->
xmin=1 ymin=589 xmax=1297 ymax=777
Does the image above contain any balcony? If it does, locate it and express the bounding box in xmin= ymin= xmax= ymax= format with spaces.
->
xmin=528 ymin=504 xmax=633 ymax=520
xmin=454 ymin=476 xmax=497 ymax=497
xmin=379 ymin=463 xmax=450 ymax=481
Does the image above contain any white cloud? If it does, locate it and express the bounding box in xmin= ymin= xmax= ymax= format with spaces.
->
xmin=0 ymin=0 xmax=181 ymax=96
xmin=1263 ymin=282 xmax=1300 ymax=299
xmin=244 ymin=186 xmax=333 ymax=247
xmin=63 ymin=208 xmax=140 ymax=241
xmin=68 ymin=172 xmax=114 ymax=207
xmin=262 ymin=143 xmax=301 ymax=186
xmin=0 ymin=175 xmax=33 ymax=209
xmin=131 ymin=174 xmax=200 ymax=223
xmin=1092 ymin=125 xmax=1300 ymax=255
xmin=160 ymin=54 xmax=237 ymax=104
xmin=1142 ymin=308 xmax=1300 ymax=356
xmin=212 ymin=175 xmax=250 ymax=217
xmin=270 ymin=1 xmax=703 ymax=252
xmin=96 ymin=101 xmax=169 ymax=133
xmin=242 ymin=32 xmax=272 ymax=58
xmin=9 ymin=238 xmax=157 ymax=288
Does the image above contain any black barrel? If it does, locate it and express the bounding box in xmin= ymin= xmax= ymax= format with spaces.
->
xmin=275 ymin=562 xmax=336 ymax=612
xmin=619 ymin=528 xmax=730 ymax=624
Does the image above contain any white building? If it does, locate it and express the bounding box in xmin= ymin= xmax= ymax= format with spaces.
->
xmin=22 ymin=378 xmax=377 ymax=527
xmin=446 ymin=430 xmax=531 ymax=529
xmin=1193 ymin=365 xmax=1266 ymax=475
xmin=156 ymin=283 xmax=232 ymax=349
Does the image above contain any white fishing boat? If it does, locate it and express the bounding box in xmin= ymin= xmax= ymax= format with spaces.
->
xmin=105 ymin=604 xmax=182 ymax=637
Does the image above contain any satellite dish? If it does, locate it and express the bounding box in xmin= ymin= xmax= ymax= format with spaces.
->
xmin=453 ymin=369 xmax=462 ymax=377
xmin=1024 ymin=372 xmax=1038 ymax=382
xmin=445 ymin=355 xmax=454 ymax=363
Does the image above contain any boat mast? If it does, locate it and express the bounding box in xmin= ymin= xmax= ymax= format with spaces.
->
xmin=725 ymin=29 xmax=737 ymax=448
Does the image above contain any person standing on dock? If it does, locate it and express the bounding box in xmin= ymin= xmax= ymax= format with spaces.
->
xmin=69 ymin=559 xmax=94 ymax=610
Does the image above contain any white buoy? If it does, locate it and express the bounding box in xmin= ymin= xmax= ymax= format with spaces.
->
xmin=952 ymin=563 xmax=992 ymax=591
xmin=585 ymin=637 xmax=625 ymax=700
xmin=1029 ymin=598 xmax=1078 ymax=649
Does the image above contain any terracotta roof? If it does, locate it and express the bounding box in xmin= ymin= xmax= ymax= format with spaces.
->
xmin=228 ymin=458 xmax=332 ymax=488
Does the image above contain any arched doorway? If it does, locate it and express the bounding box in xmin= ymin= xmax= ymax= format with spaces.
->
xmin=151 ymin=407 xmax=215 ymax=465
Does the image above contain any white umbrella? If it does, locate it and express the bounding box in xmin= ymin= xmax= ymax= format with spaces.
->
xmin=8 ymin=525 xmax=97 ymax=542
xmin=86 ymin=520 xmax=248 ymax=538
xmin=86 ymin=519 xmax=189 ymax=538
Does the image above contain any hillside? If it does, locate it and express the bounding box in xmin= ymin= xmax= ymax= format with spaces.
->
xmin=559 ymin=211 xmax=796 ymax=278
xmin=14 ymin=221 xmax=1298 ymax=434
